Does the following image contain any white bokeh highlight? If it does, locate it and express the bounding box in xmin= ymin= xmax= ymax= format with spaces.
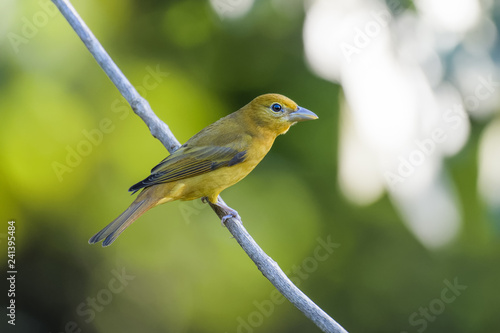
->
xmin=478 ymin=119 xmax=500 ymax=209
xmin=304 ymin=0 xmax=497 ymax=248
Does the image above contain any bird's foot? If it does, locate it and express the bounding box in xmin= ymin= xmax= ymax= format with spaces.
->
xmin=221 ymin=208 xmax=241 ymax=226
xmin=214 ymin=197 xmax=241 ymax=226
xmin=201 ymin=196 xmax=209 ymax=204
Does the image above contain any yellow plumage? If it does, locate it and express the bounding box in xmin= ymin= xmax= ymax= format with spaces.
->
xmin=89 ymin=93 xmax=317 ymax=246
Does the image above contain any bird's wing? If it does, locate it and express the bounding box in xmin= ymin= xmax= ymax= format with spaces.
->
xmin=129 ymin=144 xmax=247 ymax=193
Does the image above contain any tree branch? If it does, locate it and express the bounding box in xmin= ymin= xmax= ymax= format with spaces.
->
xmin=51 ymin=1 xmax=347 ymax=332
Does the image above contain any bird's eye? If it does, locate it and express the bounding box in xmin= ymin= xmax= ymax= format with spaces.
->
xmin=271 ymin=103 xmax=283 ymax=112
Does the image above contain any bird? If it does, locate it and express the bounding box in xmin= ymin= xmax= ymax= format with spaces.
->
xmin=89 ymin=93 xmax=318 ymax=246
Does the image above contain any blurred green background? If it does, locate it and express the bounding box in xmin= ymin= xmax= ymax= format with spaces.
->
xmin=1 ymin=0 xmax=499 ymax=332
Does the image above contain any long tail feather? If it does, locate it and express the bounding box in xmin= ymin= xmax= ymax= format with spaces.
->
xmin=89 ymin=197 xmax=155 ymax=247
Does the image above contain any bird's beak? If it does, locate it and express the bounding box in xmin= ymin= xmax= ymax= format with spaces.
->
xmin=287 ymin=106 xmax=318 ymax=122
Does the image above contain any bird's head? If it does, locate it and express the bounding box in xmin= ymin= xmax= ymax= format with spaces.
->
xmin=243 ymin=93 xmax=318 ymax=135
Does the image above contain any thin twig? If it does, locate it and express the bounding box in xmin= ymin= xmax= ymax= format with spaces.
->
xmin=51 ymin=1 xmax=347 ymax=332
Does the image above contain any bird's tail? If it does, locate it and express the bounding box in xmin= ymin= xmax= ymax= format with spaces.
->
xmin=89 ymin=193 xmax=159 ymax=247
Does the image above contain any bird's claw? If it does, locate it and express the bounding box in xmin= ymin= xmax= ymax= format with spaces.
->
xmin=201 ymin=197 xmax=208 ymax=204
xmin=212 ymin=196 xmax=241 ymax=226
xmin=221 ymin=211 xmax=241 ymax=226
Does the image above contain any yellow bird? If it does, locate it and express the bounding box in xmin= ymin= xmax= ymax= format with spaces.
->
xmin=89 ymin=93 xmax=318 ymax=246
